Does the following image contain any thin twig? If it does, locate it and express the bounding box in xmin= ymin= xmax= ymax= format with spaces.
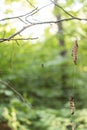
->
xmin=0 ymin=37 xmax=38 ymax=42
xmin=0 ymin=8 xmax=38 ymax=22
xmin=51 ymin=0 xmax=87 ymax=21
xmin=26 ymin=0 xmax=36 ymax=8
xmin=0 ymin=79 xmax=25 ymax=102
xmin=51 ymin=0 xmax=75 ymax=18
xmin=0 ymin=3 xmax=52 ymax=24
xmin=25 ymin=3 xmax=52 ymax=23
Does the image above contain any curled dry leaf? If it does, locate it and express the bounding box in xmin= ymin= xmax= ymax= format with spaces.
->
xmin=69 ymin=96 xmax=75 ymax=115
xmin=72 ymin=40 xmax=78 ymax=65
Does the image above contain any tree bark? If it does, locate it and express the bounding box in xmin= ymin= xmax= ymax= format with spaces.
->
xmin=54 ymin=0 xmax=68 ymax=100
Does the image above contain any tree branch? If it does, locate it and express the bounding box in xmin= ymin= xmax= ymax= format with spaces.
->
xmin=0 ymin=16 xmax=87 ymax=43
xmin=50 ymin=0 xmax=87 ymax=22
xmin=0 ymin=1 xmax=87 ymax=43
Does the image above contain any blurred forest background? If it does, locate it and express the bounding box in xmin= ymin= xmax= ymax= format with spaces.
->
xmin=0 ymin=0 xmax=87 ymax=130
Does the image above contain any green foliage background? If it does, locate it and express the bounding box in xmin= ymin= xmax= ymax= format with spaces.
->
xmin=0 ymin=0 xmax=87 ymax=130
